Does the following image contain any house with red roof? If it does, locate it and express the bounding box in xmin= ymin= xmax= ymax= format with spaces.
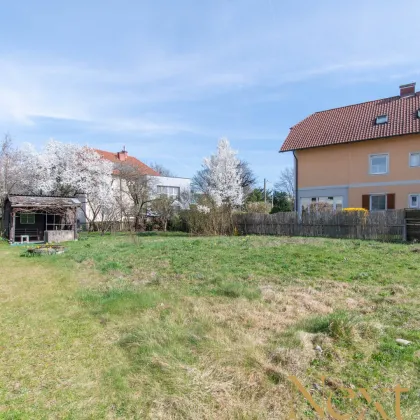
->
xmin=94 ymin=148 xmax=160 ymax=176
xmin=77 ymin=147 xmax=191 ymax=225
xmin=280 ymin=83 xmax=420 ymax=212
xmin=95 ymin=147 xmax=191 ymax=200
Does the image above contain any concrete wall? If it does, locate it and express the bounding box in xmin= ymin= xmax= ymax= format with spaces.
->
xmin=296 ymin=133 xmax=420 ymax=209
xmin=45 ymin=230 xmax=75 ymax=243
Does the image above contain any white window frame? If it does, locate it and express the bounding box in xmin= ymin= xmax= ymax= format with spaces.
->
xmin=369 ymin=153 xmax=389 ymax=175
xmin=409 ymin=152 xmax=420 ymax=167
xmin=157 ymin=185 xmax=180 ymax=199
xmin=375 ymin=115 xmax=388 ymax=124
xmin=369 ymin=194 xmax=387 ymax=211
xmin=408 ymin=194 xmax=420 ymax=208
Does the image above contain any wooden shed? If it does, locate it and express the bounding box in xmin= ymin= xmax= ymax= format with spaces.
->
xmin=2 ymin=195 xmax=81 ymax=244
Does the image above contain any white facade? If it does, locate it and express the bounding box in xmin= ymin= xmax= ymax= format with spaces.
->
xmin=153 ymin=176 xmax=191 ymax=209
xmin=77 ymin=175 xmax=191 ymax=225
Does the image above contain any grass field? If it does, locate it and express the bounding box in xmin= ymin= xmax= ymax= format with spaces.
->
xmin=0 ymin=233 xmax=419 ymax=419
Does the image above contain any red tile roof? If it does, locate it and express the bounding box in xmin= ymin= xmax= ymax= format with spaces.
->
xmin=280 ymin=92 xmax=420 ymax=152
xmin=95 ymin=149 xmax=160 ymax=176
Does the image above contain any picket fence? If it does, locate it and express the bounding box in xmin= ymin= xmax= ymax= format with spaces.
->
xmin=234 ymin=210 xmax=406 ymax=242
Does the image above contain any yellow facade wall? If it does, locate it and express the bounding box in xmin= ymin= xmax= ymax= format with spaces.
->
xmin=297 ymin=134 xmax=420 ymax=187
xmin=348 ymin=185 xmax=420 ymax=209
xmin=296 ymin=133 xmax=420 ymax=209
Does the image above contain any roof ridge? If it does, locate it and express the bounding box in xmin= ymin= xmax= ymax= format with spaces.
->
xmin=313 ymin=92 xmax=419 ymax=115
xmin=94 ymin=148 xmax=114 ymax=153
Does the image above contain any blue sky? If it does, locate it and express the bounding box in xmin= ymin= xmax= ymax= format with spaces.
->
xmin=1 ymin=1 xmax=420 ymax=186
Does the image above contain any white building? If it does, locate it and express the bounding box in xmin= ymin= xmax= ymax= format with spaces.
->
xmin=77 ymin=148 xmax=191 ymax=225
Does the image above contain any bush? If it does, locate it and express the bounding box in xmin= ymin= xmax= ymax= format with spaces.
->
xmin=168 ymin=213 xmax=185 ymax=231
xmin=246 ymin=201 xmax=270 ymax=214
xmin=179 ymin=198 xmax=235 ymax=235
xmin=343 ymin=208 xmax=368 ymax=213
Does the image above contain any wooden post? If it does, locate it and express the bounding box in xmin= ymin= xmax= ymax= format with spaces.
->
xmin=264 ymin=178 xmax=267 ymax=205
xmin=73 ymin=208 xmax=78 ymax=240
xmin=10 ymin=212 xmax=16 ymax=243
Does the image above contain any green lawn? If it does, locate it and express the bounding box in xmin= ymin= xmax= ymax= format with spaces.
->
xmin=0 ymin=234 xmax=419 ymax=419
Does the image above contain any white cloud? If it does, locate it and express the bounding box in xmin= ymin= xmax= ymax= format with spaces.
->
xmin=1 ymin=0 xmax=420 ymax=134
xmin=90 ymin=117 xmax=194 ymax=135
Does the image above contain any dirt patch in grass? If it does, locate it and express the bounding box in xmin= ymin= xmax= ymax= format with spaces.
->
xmin=103 ymin=281 xmax=366 ymax=418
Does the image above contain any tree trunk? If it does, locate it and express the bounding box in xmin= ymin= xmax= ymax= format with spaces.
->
xmin=10 ymin=211 xmax=15 ymax=242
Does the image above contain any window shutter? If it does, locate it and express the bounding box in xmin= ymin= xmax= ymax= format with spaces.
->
xmin=387 ymin=193 xmax=395 ymax=210
xmin=362 ymin=195 xmax=370 ymax=210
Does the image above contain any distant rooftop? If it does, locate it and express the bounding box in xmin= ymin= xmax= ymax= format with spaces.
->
xmin=95 ymin=148 xmax=160 ymax=176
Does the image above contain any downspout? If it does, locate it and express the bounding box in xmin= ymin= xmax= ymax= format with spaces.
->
xmin=293 ymin=151 xmax=298 ymax=212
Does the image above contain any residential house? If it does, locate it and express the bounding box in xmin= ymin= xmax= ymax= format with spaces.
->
xmin=280 ymin=83 xmax=420 ymax=212
xmin=77 ymin=148 xmax=191 ymax=224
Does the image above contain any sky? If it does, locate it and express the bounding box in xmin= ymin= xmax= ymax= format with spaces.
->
xmin=1 ymin=1 xmax=420 ymax=187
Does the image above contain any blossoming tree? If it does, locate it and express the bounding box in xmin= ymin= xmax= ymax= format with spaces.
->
xmin=19 ymin=139 xmax=116 ymax=226
xmin=203 ymin=138 xmax=244 ymax=208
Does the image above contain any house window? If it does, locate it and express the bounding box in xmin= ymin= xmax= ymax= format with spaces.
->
xmin=375 ymin=115 xmax=388 ymax=124
xmin=20 ymin=213 xmax=35 ymax=224
xmin=334 ymin=196 xmax=343 ymax=211
xmin=157 ymin=186 xmax=180 ymax=199
xmin=409 ymin=194 xmax=419 ymax=208
xmin=370 ymin=194 xmax=386 ymax=211
xmin=409 ymin=152 xmax=420 ymax=167
xmin=369 ymin=154 xmax=388 ymax=175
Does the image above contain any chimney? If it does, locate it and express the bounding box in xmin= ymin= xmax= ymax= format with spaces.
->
xmin=399 ymin=82 xmax=416 ymax=98
xmin=117 ymin=146 xmax=128 ymax=161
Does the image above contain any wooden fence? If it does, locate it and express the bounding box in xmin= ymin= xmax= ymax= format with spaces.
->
xmin=405 ymin=209 xmax=420 ymax=242
xmin=234 ymin=210 xmax=406 ymax=242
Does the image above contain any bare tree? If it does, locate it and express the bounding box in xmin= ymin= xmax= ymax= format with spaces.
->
xmin=116 ymin=162 xmax=156 ymax=230
xmin=275 ymin=167 xmax=295 ymax=204
xmin=152 ymin=195 xmax=176 ymax=231
xmin=149 ymin=162 xmax=176 ymax=177
xmin=238 ymin=161 xmax=257 ymax=196
xmin=95 ymin=201 xmax=122 ymax=235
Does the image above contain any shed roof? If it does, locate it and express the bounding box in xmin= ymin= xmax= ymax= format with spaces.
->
xmin=8 ymin=195 xmax=81 ymax=208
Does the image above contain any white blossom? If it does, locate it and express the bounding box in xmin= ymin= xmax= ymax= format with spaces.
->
xmin=20 ymin=139 xmax=116 ymax=219
xmin=203 ymin=138 xmax=244 ymax=207
xmin=197 ymin=205 xmax=210 ymax=214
